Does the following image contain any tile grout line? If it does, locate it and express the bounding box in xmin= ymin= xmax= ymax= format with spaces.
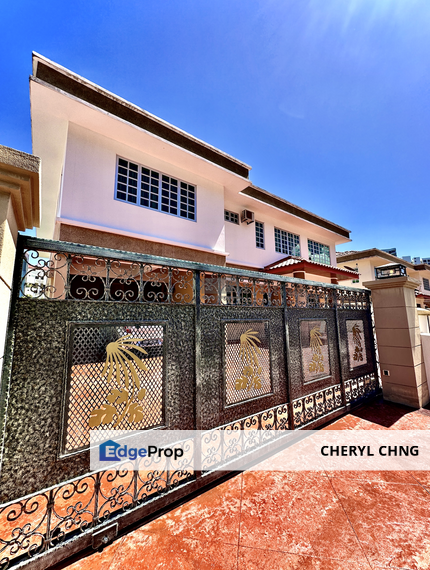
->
xmin=105 ymin=536 xmax=127 ymax=570
xmin=327 ymin=476 xmax=374 ymax=570
xmin=407 ymin=471 xmax=430 ymax=496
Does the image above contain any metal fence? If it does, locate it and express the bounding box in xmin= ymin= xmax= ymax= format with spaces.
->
xmin=0 ymin=236 xmax=379 ymax=569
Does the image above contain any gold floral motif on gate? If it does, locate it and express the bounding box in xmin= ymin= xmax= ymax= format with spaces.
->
xmin=352 ymin=323 xmax=364 ymax=362
xmin=309 ymin=326 xmax=325 ymax=373
xmin=235 ymin=329 xmax=263 ymax=391
xmin=89 ymin=335 xmax=148 ymax=427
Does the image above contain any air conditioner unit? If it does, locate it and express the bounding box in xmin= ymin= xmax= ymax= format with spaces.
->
xmin=241 ymin=210 xmax=255 ymax=225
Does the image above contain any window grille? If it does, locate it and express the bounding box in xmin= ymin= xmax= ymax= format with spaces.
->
xmin=424 ymin=278 xmax=430 ymax=291
xmin=116 ymin=158 xmax=138 ymax=204
xmin=255 ymin=221 xmax=264 ymax=249
xmin=179 ymin=182 xmax=196 ymax=220
xmin=116 ymin=157 xmax=196 ymax=221
xmin=141 ymin=167 xmax=160 ymax=210
xmin=308 ymin=239 xmax=331 ymax=265
xmin=274 ymin=228 xmax=300 ymax=256
xmin=225 ymin=210 xmax=239 ymax=224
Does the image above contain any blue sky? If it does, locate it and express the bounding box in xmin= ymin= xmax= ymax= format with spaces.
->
xmin=1 ymin=0 xmax=429 ymax=256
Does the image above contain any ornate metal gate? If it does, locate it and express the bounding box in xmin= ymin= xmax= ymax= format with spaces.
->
xmin=0 ymin=236 xmax=379 ymax=569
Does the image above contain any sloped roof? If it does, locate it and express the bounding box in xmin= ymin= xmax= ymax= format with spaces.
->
xmin=336 ymin=248 xmax=416 ymax=269
xmin=264 ymin=256 xmax=359 ymax=280
xmin=241 ymin=185 xmax=350 ymax=239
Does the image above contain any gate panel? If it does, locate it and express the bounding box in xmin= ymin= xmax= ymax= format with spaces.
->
xmin=0 ymin=301 xmax=195 ymax=502
xmin=0 ymin=236 xmax=380 ymax=570
xmin=199 ymin=306 xmax=287 ymax=429
xmin=337 ymin=307 xmax=378 ymax=403
xmin=286 ymin=308 xmax=341 ymax=401
xmin=62 ymin=322 xmax=166 ymax=454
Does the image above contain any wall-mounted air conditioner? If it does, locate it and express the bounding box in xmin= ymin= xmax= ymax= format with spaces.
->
xmin=241 ymin=210 xmax=255 ymax=225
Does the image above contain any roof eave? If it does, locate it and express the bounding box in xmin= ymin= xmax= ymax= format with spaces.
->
xmin=31 ymin=52 xmax=251 ymax=179
xmin=240 ymin=185 xmax=350 ymax=239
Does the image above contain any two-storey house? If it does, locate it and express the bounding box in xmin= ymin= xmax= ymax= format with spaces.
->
xmin=30 ymin=53 xmax=356 ymax=284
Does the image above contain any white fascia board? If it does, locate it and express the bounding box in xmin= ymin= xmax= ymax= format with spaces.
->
xmin=236 ymin=192 xmax=351 ymax=245
xmin=32 ymin=52 xmax=252 ymax=173
xmin=31 ymin=78 xmax=251 ymax=196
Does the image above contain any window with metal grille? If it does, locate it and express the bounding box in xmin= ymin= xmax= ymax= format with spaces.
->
xmin=424 ymin=278 xmax=430 ymax=291
xmin=274 ymin=228 xmax=300 ymax=256
xmin=225 ymin=210 xmax=239 ymax=224
xmin=116 ymin=157 xmax=196 ymax=221
xmin=308 ymin=240 xmax=331 ymax=265
xmin=160 ymin=174 xmax=178 ymax=215
xmin=116 ymin=158 xmax=138 ymax=204
xmin=255 ymin=221 xmax=264 ymax=249
xmin=179 ymin=181 xmax=196 ymax=220
xmin=141 ymin=167 xmax=160 ymax=210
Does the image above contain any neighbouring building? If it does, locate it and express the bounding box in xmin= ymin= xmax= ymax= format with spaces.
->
xmin=30 ymin=53 xmax=356 ymax=285
xmin=337 ymin=248 xmax=430 ymax=308
xmin=0 ymin=145 xmax=40 ymax=375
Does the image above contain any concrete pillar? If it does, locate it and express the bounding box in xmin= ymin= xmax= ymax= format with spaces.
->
xmin=364 ymin=276 xmax=429 ymax=408
xmin=0 ymin=145 xmax=41 ymax=378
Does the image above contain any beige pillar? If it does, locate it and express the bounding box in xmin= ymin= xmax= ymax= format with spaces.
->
xmin=364 ymin=276 xmax=429 ymax=408
xmin=0 ymin=146 xmax=40 ymax=378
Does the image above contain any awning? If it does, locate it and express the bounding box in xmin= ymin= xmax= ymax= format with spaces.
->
xmin=264 ymin=256 xmax=359 ymax=281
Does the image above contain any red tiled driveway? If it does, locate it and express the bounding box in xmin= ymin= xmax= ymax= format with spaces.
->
xmin=65 ymin=398 xmax=430 ymax=570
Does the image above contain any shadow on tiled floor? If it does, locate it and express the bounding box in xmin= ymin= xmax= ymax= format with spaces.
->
xmin=64 ymin=398 xmax=430 ymax=570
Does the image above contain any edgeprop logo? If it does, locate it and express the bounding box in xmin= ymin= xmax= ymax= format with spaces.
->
xmin=99 ymin=439 xmax=184 ymax=462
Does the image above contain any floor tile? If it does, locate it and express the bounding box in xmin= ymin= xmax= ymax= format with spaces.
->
xmin=239 ymin=470 xmax=367 ymax=561
xmin=141 ymin=473 xmax=242 ymax=544
xmin=325 ymin=470 xmax=420 ymax=484
xmin=331 ymin=478 xmax=430 ymax=527
xmin=409 ymin=471 xmax=430 ymax=492
xmin=109 ymin=530 xmax=238 ymax=570
xmin=58 ymin=398 xmax=430 ymax=570
xmin=331 ymin=478 xmax=430 ymax=568
xmin=238 ymin=546 xmax=372 ymax=569
xmin=349 ymin=521 xmax=430 ymax=569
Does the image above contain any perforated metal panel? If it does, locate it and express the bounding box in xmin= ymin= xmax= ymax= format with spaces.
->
xmin=300 ymin=319 xmax=331 ymax=383
xmin=63 ymin=323 xmax=165 ymax=453
xmin=224 ymin=321 xmax=272 ymax=406
xmin=346 ymin=319 xmax=367 ymax=370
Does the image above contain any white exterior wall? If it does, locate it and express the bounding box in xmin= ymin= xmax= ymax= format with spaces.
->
xmin=31 ymin=67 xmax=350 ymax=277
xmin=59 ymin=123 xmax=344 ymax=272
xmin=60 ymin=123 xmax=226 ymax=254
xmin=224 ymin=198 xmax=340 ymax=272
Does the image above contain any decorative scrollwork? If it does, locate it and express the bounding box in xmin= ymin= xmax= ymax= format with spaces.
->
xmin=292 ymin=384 xmax=343 ymax=428
xmin=19 ymin=249 xmax=195 ymax=304
xmin=345 ymin=374 xmax=378 ymax=403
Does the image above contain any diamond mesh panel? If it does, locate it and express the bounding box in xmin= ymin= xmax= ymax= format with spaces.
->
xmin=64 ymin=324 xmax=164 ymax=453
xmin=347 ymin=319 xmax=367 ymax=370
xmin=224 ymin=322 xmax=271 ymax=406
xmin=300 ymin=320 xmax=331 ymax=383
